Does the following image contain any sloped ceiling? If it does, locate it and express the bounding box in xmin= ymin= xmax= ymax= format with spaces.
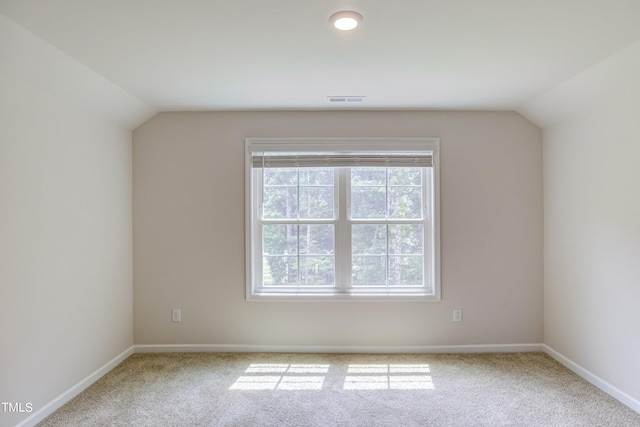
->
xmin=0 ymin=13 xmax=155 ymax=129
xmin=1 ymin=0 xmax=640 ymax=115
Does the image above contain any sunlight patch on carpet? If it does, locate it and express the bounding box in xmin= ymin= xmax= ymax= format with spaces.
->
xmin=230 ymin=363 xmax=329 ymax=390
xmin=229 ymin=362 xmax=434 ymax=391
xmin=344 ymin=364 xmax=434 ymax=390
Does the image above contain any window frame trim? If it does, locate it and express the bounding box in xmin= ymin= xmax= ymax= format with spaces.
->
xmin=245 ymin=137 xmax=441 ymax=302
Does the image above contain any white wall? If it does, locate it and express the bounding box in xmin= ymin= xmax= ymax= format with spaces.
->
xmin=133 ymin=110 xmax=543 ymax=348
xmin=0 ymin=14 xmax=153 ymax=427
xmin=521 ymin=41 xmax=640 ymax=405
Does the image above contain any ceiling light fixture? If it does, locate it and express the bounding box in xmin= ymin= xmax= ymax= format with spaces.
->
xmin=329 ymin=11 xmax=363 ymax=31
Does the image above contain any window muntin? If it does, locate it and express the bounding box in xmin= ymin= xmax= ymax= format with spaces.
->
xmin=246 ymin=138 xmax=440 ymax=301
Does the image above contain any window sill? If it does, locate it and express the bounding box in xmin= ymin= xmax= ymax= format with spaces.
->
xmin=246 ymin=291 xmax=441 ymax=302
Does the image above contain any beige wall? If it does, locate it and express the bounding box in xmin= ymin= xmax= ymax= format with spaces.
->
xmin=0 ymin=14 xmax=152 ymax=427
xmin=133 ymin=110 xmax=543 ymax=347
xmin=522 ymin=41 xmax=640 ymax=405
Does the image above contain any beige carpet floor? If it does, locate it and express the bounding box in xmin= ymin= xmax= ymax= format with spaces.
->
xmin=37 ymin=352 xmax=640 ymax=427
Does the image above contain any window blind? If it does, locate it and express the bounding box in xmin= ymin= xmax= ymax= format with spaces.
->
xmin=251 ymin=152 xmax=433 ymax=168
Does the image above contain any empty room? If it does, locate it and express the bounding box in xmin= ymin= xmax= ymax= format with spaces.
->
xmin=1 ymin=1 xmax=639 ymax=426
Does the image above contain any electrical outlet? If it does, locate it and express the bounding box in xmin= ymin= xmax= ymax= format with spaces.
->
xmin=453 ymin=308 xmax=463 ymax=322
xmin=171 ymin=308 xmax=181 ymax=322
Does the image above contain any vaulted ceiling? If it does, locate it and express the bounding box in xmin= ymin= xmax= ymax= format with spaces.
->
xmin=1 ymin=0 xmax=639 ymax=112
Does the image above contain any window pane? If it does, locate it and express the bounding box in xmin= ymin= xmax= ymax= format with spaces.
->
xmin=388 ymin=225 xmax=424 ymax=255
xmin=299 ymin=168 xmax=333 ymax=185
xmin=262 ymin=224 xmax=298 ymax=286
xmin=299 ymin=225 xmax=334 ymax=255
xmin=351 ymin=187 xmax=386 ymax=219
xmin=352 ymin=224 xmax=387 ymax=255
xmin=352 ymin=256 xmax=387 ymax=286
xmin=300 ymin=256 xmax=335 ymax=286
xmin=352 ymin=223 xmax=388 ymax=284
xmin=263 ymin=224 xmax=298 ymax=255
xmin=263 ymin=186 xmax=298 ymax=219
xmin=264 ymin=168 xmax=298 ymax=185
xmin=299 ymin=186 xmax=334 ymax=219
xmin=263 ymin=255 xmax=298 ymax=286
xmin=351 ymin=168 xmax=386 ymax=185
xmin=388 ymin=167 xmax=421 ymax=185
xmin=388 ymin=186 xmax=422 ymax=219
xmin=388 ymin=256 xmax=423 ymax=286
xmin=351 ymin=168 xmax=386 ymax=219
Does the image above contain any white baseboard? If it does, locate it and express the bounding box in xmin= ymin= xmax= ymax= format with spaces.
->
xmin=543 ymin=345 xmax=640 ymax=414
xmin=134 ymin=343 xmax=543 ymax=354
xmin=15 ymin=346 xmax=134 ymax=427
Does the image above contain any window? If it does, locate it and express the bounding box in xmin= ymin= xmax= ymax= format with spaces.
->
xmin=245 ymin=138 xmax=440 ymax=301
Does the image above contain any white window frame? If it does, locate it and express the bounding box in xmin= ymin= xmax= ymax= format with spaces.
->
xmin=245 ymin=138 xmax=441 ymax=302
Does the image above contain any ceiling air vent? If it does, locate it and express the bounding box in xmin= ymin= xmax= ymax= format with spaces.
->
xmin=328 ymin=96 xmax=365 ymax=103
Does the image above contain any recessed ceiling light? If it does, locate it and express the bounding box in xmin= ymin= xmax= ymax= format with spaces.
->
xmin=329 ymin=11 xmax=363 ymax=31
